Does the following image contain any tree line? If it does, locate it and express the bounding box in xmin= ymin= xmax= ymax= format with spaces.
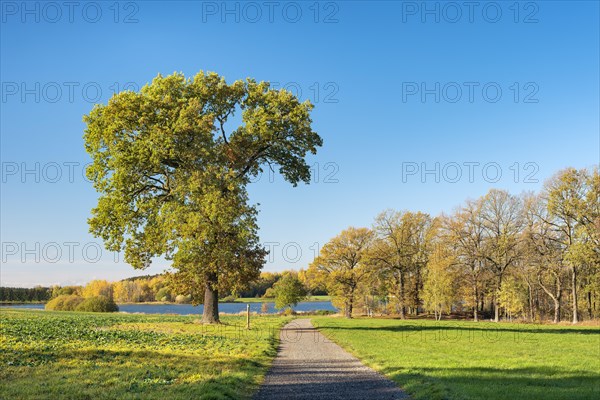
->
xmin=0 ymin=287 xmax=51 ymax=303
xmin=305 ymin=167 xmax=599 ymax=323
xmin=0 ymin=271 xmax=304 ymax=304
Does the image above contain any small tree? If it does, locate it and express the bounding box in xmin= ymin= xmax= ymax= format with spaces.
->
xmin=498 ymin=275 xmax=526 ymax=321
xmin=423 ymin=245 xmax=456 ymax=321
xmin=260 ymin=302 xmax=269 ymax=314
xmin=273 ymin=274 xmax=307 ymax=310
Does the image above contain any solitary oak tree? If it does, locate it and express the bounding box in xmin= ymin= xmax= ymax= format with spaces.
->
xmin=84 ymin=72 xmax=322 ymax=323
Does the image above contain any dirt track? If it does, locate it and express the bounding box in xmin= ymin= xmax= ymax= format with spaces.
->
xmin=253 ymin=319 xmax=410 ymax=400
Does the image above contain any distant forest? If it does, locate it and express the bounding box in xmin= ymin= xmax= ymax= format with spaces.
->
xmin=0 ymin=270 xmax=324 ymax=304
xmin=0 ymin=286 xmax=51 ymax=303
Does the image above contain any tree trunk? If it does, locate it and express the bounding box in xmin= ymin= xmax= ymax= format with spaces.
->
xmin=553 ymin=298 xmax=561 ymax=324
xmin=493 ymin=273 xmax=503 ymax=322
xmin=202 ymin=275 xmax=220 ymax=324
xmin=535 ymin=289 xmax=541 ymax=321
xmin=571 ymin=266 xmax=579 ymax=324
xmin=414 ymin=268 xmax=421 ymax=316
xmin=527 ymin=281 xmax=534 ymax=322
xmin=538 ymin=273 xmax=561 ymax=324
xmin=473 ymin=284 xmax=479 ymax=322
xmin=494 ymin=298 xmax=500 ymax=322
xmin=398 ymin=272 xmax=406 ymax=319
xmin=587 ymin=291 xmax=593 ymax=319
xmin=345 ymin=297 xmax=353 ymax=318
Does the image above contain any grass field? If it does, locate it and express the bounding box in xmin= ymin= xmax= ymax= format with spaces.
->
xmin=233 ymin=295 xmax=331 ymax=303
xmin=0 ymin=309 xmax=291 ymax=399
xmin=312 ymin=317 xmax=600 ymax=400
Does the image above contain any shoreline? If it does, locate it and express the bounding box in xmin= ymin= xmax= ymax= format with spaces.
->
xmin=1 ymin=296 xmax=333 ymax=306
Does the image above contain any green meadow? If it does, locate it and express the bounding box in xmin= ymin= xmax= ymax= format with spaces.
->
xmin=0 ymin=309 xmax=291 ymax=400
xmin=312 ymin=317 xmax=600 ymax=400
xmin=3 ymin=310 xmax=599 ymax=400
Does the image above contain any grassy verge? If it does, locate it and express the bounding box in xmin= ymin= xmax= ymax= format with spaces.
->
xmin=232 ymin=295 xmax=331 ymax=303
xmin=0 ymin=309 xmax=291 ymax=399
xmin=312 ymin=317 xmax=600 ymax=400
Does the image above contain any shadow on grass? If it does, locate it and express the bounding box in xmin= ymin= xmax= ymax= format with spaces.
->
xmin=316 ymin=321 xmax=600 ymax=336
xmin=254 ymin=359 xmax=598 ymax=400
xmin=380 ymin=365 xmax=600 ymax=400
xmin=309 ymin=321 xmax=599 ymax=400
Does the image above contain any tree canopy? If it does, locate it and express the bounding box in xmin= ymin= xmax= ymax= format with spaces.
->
xmin=84 ymin=71 xmax=322 ymax=323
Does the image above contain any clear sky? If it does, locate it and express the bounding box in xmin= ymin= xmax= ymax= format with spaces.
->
xmin=1 ymin=1 xmax=598 ymax=287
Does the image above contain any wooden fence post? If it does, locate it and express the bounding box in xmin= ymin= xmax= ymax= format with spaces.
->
xmin=246 ymin=304 xmax=250 ymax=330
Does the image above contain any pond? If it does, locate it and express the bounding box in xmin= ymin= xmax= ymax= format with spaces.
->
xmin=0 ymin=301 xmax=337 ymax=315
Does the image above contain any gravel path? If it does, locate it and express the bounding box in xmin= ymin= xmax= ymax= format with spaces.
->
xmin=254 ymin=319 xmax=410 ymax=400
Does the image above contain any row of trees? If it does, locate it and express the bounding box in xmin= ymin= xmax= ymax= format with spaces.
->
xmin=0 ymin=286 xmax=51 ymax=302
xmin=47 ymin=276 xmax=187 ymax=304
xmin=306 ymin=167 xmax=599 ymax=323
xmin=1 ymin=271 xmax=299 ymax=304
xmin=81 ymin=271 xmax=310 ymax=303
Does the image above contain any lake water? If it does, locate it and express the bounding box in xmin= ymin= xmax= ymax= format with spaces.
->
xmin=0 ymin=301 xmax=337 ymax=315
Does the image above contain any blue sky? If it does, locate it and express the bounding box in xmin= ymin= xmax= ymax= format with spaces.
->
xmin=1 ymin=1 xmax=598 ymax=287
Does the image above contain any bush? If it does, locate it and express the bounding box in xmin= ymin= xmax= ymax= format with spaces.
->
xmin=45 ymin=295 xmax=84 ymax=311
xmin=175 ymin=294 xmax=192 ymax=304
xmin=312 ymin=310 xmax=335 ymax=316
xmin=75 ymin=296 xmax=119 ymax=312
xmin=282 ymin=308 xmax=296 ymax=316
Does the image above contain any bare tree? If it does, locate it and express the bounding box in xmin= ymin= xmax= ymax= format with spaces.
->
xmin=480 ymin=189 xmax=525 ymax=322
